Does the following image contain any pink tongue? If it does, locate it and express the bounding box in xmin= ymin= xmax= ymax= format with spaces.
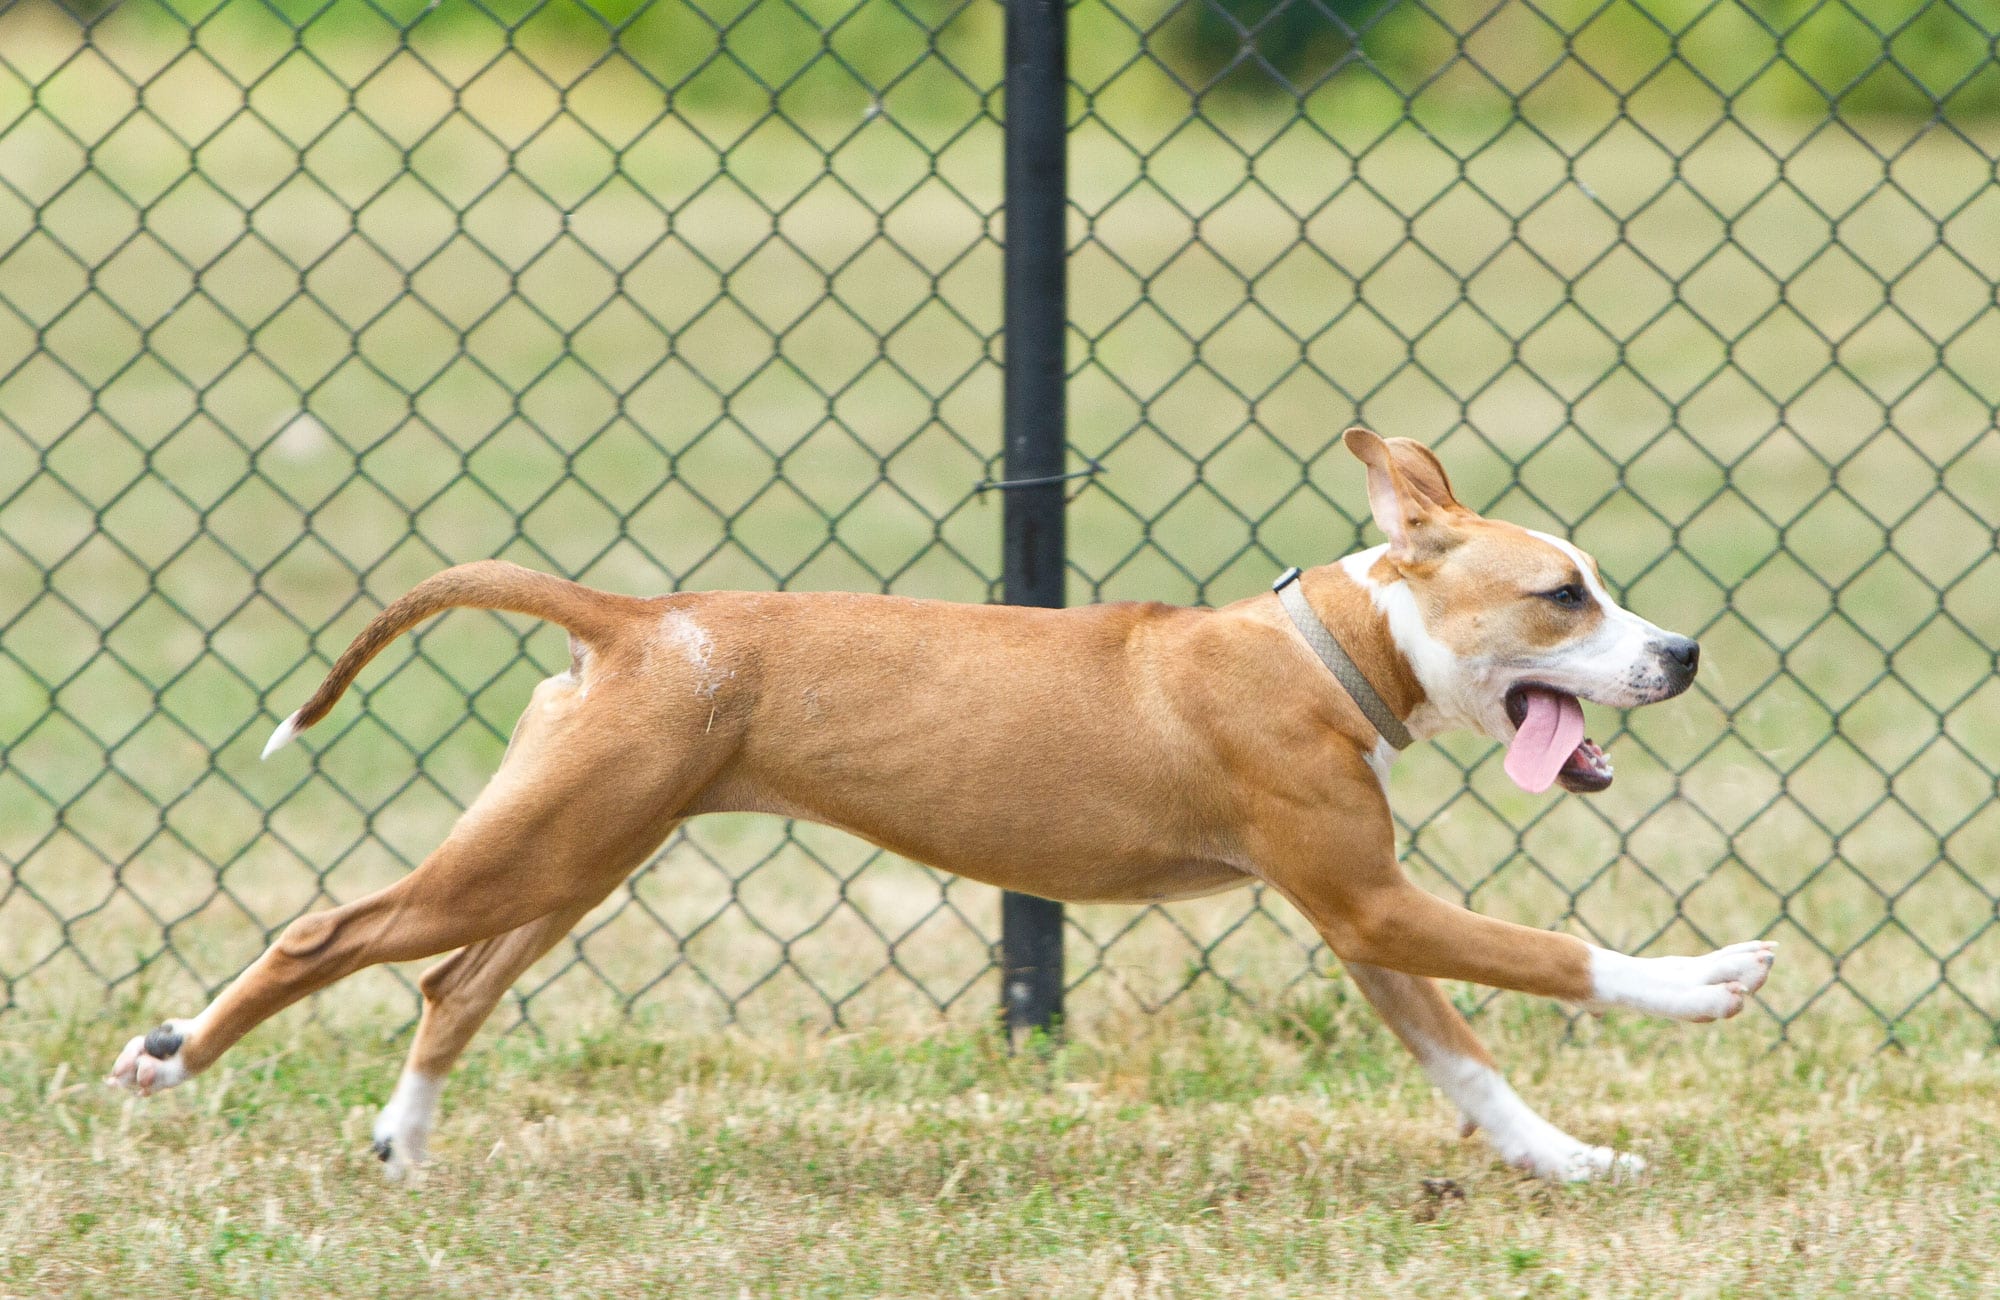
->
xmin=1504 ymin=689 xmax=1586 ymax=794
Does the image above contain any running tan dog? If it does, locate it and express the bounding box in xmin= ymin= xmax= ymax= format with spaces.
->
xmin=110 ymin=429 xmax=1774 ymax=1181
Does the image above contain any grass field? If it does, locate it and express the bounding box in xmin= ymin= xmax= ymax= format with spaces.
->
xmin=11 ymin=1003 xmax=2000 ymax=1297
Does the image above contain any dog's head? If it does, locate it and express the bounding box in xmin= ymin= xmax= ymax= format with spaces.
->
xmin=1342 ymin=427 xmax=1699 ymax=794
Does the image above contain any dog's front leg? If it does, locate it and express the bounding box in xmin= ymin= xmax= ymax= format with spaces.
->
xmin=1319 ymin=878 xmax=1775 ymax=1022
xmin=1251 ymin=773 xmax=1773 ymax=1020
xmin=1248 ymin=762 xmax=1773 ymax=1178
xmin=1343 ymin=962 xmax=1641 ymax=1181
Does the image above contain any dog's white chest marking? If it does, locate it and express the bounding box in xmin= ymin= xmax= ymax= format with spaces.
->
xmin=1340 ymin=545 xmax=1479 ymax=741
xmin=1361 ymin=735 xmax=1396 ymax=791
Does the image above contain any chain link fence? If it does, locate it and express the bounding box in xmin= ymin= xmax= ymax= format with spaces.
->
xmin=1 ymin=0 xmax=1996 ymax=1045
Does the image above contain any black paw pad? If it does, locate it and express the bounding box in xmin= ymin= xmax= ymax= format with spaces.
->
xmin=373 ymin=1138 xmax=394 ymax=1162
xmin=143 ymin=1025 xmax=183 ymax=1060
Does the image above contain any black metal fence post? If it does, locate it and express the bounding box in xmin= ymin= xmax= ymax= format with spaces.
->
xmin=999 ymin=0 xmax=1069 ymax=1038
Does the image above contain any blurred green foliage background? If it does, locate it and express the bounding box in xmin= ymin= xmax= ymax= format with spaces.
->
xmin=44 ymin=0 xmax=2000 ymax=121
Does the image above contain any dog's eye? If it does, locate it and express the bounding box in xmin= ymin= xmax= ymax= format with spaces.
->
xmin=1544 ymin=583 xmax=1586 ymax=609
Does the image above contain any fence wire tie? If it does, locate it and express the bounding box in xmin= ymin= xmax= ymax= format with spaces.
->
xmin=974 ymin=458 xmax=1102 ymax=498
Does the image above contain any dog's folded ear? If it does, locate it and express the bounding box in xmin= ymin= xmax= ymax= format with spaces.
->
xmin=1343 ymin=427 xmax=1466 ymax=563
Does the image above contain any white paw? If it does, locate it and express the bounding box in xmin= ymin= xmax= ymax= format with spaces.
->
xmin=371 ymin=1071 xmax=442 ymax=1181
xmin=1589 ymin=940 xmax=1776 ymax=1021
xmin=1499 ymin=1129 xmax=1647 ymax=1183
xmin=1441 ymin=1059 xmax=1646 ymax=1184
xmin=106 ymin=1020 xmax=197 ymax=1097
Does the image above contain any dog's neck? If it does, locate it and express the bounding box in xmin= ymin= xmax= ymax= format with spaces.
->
xmin=1292 ymin=550 xmax=1429 ymax=736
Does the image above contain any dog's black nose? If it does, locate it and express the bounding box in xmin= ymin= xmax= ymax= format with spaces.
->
xmin=1663 ymin=636 xmax=1700 ymax=676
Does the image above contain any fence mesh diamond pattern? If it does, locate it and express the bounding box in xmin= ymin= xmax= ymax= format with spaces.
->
xmin=1 ymin=0 xmax=1996 ymax=1045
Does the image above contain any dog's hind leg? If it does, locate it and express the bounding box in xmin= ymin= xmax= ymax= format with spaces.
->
xmin=1343 ymin=963 xmax=1642 ymax=1181
xmin=368 ymin=865 xmax=649 ymax=1178
xmin=108 ymin=669 xmax=724 ymax=1099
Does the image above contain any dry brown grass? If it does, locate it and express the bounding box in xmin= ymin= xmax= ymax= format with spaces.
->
xmin=9 ymin=1001 xmax=2000 ymax=1297
xmin=4 ymin=8 xmax=1999 ymax=1043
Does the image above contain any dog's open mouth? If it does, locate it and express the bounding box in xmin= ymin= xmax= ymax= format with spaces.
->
xmin=1504 ymin=685 xmax=1613 ymax=795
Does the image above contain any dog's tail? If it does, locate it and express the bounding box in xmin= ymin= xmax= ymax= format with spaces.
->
xmin=261 ymin=561 xmax=646 ymax=759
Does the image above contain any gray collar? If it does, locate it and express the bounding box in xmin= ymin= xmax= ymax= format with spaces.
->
xmin=1273 ymin=567 xmax=1414 ymax=751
